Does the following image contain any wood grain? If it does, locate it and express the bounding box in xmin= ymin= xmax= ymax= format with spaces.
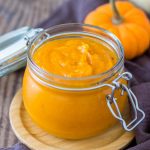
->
xmin=0 ymin=0 xmax=65 ymax=148
xmin=9 ymin=90 xmax=134 ymax=150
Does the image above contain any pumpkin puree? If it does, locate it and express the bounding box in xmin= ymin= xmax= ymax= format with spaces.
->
xmin=33 ymin=38 xmax=117 ymax=77
xmin=23 ymin=37 xmax=128 ymax=139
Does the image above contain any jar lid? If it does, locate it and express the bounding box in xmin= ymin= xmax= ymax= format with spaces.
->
xmin=0 ymin=27 xmax=43 ymax=77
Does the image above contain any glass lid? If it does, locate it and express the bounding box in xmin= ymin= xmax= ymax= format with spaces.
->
xmin=0 ymin=27 xmax=43 ymax=76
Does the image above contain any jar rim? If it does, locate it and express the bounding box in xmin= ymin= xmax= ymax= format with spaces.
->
xmin=27 ymin=23 xmax=124 ymax=82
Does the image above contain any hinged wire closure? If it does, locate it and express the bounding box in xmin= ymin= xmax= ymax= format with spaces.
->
xmin=106 ymin=72 xmax=145 ymax=131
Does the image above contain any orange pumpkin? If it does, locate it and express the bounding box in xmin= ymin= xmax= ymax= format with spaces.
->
xmin=84 ymin=1 xmax=150 ymax=59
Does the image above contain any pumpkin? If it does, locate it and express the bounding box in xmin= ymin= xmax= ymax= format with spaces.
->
xmin=84 ymin=0 xmax=150 ymax=59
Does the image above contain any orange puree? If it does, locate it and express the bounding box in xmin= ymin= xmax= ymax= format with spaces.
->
xmin=33 ymin=38 xmax=117 ymax=77
xmin=23 ymin=37 xmax=128 ymax=139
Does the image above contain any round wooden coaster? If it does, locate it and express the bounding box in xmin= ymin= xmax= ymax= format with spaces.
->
xmin=9 ymin=89 xmax=134 ymax=150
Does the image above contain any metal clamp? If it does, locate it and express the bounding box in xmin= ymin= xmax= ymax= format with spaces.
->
xmin=24 ymin=28 xmax=44 ymax=45
xmin=106 ymin=72 xmax=145 ymax=131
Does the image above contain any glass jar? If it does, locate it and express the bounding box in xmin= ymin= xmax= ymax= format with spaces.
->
xmin=22 ymin=23 xmax=145 ymax=139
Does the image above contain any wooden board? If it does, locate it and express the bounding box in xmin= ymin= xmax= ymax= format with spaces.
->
xmin=9 ymin=89 xmax=134 ymax=150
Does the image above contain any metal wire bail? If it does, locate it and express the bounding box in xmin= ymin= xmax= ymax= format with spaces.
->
xmin=24 ymin=28 xmax=44 ymax=45
xmin=106 ymin=72 xmax=145 ymax=131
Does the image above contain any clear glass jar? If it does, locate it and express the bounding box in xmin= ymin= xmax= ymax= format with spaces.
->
xmin=22 ymin=23 xmax=145 ymax=139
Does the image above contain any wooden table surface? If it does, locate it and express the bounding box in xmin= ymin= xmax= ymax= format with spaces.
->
xmin=0 ymin=0 xmax=65 ymax=148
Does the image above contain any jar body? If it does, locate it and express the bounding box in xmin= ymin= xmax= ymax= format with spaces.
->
xmin=23 ymin=68 xmax=129 ymax=139
xmin=22 ymin=24 xmax=131 ymax=139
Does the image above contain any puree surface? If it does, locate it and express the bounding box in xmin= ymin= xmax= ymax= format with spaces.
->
xmin=33 ymin=38 xmax=117 ymax=77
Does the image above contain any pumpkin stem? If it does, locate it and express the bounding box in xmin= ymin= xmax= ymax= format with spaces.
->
xmin=110 ymin=0 xmax=123 ymax=24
